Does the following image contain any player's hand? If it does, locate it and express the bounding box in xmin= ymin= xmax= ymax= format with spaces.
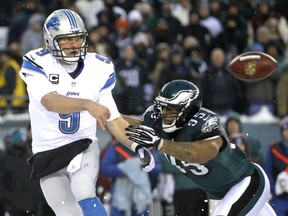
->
xmin=126 ymin=125 xmax=163 ymax=150
xmin=87 ymin=101 xmax=111 ymax=130
xmin=136 ymin=147 xmax=155 ymax=172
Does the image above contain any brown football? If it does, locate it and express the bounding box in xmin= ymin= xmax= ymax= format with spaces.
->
xmin=227 ymin=51 xmax=278 ymax=82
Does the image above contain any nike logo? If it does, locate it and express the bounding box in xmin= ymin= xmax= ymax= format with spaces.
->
xmin=30 ymin=54 xmax=36 ymax=61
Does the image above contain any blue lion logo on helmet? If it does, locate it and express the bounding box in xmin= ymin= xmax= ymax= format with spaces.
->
xmin=46 ymin=16 xmax=60 ymax=31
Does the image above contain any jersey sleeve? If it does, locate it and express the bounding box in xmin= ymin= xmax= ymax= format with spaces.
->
xmin=99 ymin=71 xmax=116 ymax=96
xmin=24 ymin=74 xmax=55 ymax=103
xmin=20 ymin=55 xmax=47 ymax=78
xmin=98 ymin=62 xmax=120 ymax=121
xmin=98 ymin=91 xmax=121 ymax=121
xmin=19 ymin=55 xmax=55 ymax=103
xmin=185 ymin=113 xmax=222 ymax=141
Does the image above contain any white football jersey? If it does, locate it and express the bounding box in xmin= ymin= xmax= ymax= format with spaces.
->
xmin=19 ymin=48 xmax=120 ymax=153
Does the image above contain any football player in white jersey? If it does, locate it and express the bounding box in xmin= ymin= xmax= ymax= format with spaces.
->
xmin=19 ymin=9 xmax=154 ymax=216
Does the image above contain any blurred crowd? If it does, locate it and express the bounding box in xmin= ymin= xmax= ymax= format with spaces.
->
xmin=0 ymin=125 xmax=54 ymax=216
xmin=0 ymin=0 xmax=288 ymax=118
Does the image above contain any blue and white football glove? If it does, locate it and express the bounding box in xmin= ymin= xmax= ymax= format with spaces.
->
xmin=126 ymin=125 xmax=163 ymax=150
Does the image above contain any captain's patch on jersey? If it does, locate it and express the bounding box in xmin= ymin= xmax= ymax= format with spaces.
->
xmin=201 ymin=116 xmax=219 ymax=133
xmin=49 ymin=74 xmax=59 ymax=84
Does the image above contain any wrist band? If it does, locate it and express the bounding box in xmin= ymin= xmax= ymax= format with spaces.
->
xmin=156 ymin=139 xmax=164 ymax=150
xmin=131 ymin=142 xmax=140 ymax=152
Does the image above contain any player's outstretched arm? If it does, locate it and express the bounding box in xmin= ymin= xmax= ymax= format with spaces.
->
xmin=41 ymin=92 xmax=110 ymax=130
xmin=161 ymin=137 xmax=223 ymax=164
xmin=107 ymin=117 xmax=155 ymax=171
xmin=126 ymin=125 xmax=223 ymax=164
xmin=121 ymin=114 xmax=142 ymax=125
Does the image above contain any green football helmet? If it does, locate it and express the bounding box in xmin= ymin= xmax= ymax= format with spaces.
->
xmin=154 ymin=79 xmax=202 ymax=133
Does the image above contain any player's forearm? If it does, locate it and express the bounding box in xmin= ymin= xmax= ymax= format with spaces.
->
xmin=108 ymin=117 xmax=134 ymax=149
xmin=121 ymin=114 xmax=142 ymax=125
xmin=41 ymin=92 xmax=92 ymax=113
xmin=160 ymin=137 xmax=222 ymax=164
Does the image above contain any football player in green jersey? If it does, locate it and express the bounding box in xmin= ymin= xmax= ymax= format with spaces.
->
xmin=125 ymin=79 xmax=276 ymax=216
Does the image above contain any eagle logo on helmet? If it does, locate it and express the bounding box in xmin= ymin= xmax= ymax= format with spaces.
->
xmin=201 ymin=116 xmax=219 ymax=133
xmin=46 ymin=16 xmax=60 ymax=31
xmin=190 ymin=89 xmax=199 ymax=99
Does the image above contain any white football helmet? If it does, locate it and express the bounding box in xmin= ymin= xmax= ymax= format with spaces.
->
xmin=43 ymin=9 xmax=88 ymax=62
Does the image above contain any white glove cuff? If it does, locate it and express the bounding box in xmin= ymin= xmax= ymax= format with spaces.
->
xmin=157 ymin=139 xmax=164 ymax=150
xmin=131 ymin=142 xmax=139 ymax=152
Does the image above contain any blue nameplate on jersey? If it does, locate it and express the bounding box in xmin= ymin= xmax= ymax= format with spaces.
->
xmin=66 ymin=91 xmax=79 ymax=96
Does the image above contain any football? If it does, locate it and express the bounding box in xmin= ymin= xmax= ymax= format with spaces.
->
xmin=227 ymin=51 xmax=278 ymax=82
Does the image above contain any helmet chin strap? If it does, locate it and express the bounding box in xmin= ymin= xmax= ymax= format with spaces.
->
xmin=163 ymin=120 xmax=180 ymax=133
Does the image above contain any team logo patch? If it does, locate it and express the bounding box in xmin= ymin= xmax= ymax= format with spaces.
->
xmin=201 ymin=116 xmax=219 ymax=133
xmin=46 ymin=16 xmax=60 ymax=31
xmin=71 ymin=82 xmax=76 ymax=87
xmin=49 ymin=74 xmax=59 ymax=84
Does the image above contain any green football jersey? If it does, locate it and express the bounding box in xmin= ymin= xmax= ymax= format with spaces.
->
xmin=143 ymin=106 xmax=255 ymax=199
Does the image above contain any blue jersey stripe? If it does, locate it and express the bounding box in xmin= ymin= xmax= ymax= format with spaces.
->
xmin=101 ymin=72 xmax=116 ymax=91
xmin=63 ymin=9 xmax=77 ymax=29
xmin=22 ymin=59 xmax=47 ymax=77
